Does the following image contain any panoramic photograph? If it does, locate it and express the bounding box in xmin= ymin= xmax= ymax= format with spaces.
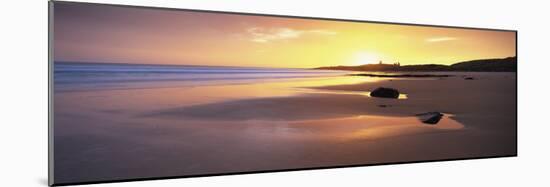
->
xmin=52 ymin=2 xmax=517 ymax=184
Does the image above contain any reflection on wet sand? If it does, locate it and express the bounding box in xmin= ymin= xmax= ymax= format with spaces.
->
xmin=54 ymin=72 xmax=516 ymax=184
xmin=187 ymin=113 xmax=464 ymax=143
xmin=297 ymin=88 xmax=408 ymax=99
xmin=292 ymin=114 xmax=463 ymax=141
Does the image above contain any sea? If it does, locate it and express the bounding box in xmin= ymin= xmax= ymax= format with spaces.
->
xmin=53 ymin=62 xmax=348 ymax=92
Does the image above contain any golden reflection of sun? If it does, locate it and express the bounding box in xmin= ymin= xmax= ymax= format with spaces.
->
xmin=353 ymin=52 xmax=380 ymax=66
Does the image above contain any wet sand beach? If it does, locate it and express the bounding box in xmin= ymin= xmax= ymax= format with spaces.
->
xmin=54 ymin=72 xmax=516 ymax=183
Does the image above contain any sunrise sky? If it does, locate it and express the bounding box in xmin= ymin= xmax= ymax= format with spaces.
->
xmin=53 ymin=2 xmax=516 ymax=68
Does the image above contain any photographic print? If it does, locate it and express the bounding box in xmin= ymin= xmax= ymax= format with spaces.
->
xmin=50 ymin=1 xmax=517 ymax=185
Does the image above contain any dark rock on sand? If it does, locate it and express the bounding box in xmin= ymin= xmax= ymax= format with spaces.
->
xmin=416 ymin=112 xmax=444 ymax=125
xmin=370 ymin=87 xmax=400 ymax=99
xmin=464 ymin=77 xmax=475 ymax=80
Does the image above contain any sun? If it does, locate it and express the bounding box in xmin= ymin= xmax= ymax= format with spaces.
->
xmin=353 ymin=52 xmax=380 ymax=66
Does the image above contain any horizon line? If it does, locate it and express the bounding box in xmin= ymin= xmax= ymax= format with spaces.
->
xmin=54 ymin=56 xmax=517 ymax=69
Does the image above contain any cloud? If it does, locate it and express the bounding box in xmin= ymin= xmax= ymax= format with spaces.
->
xmin=307 ymin=29 xmax=338 ymax=35
xmin=426 ymin=37 xmax=458 ymax=43
xmin=247 ymin=27 xmax=337 ymax=43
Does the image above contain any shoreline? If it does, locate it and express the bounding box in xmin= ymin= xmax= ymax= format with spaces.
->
xmin=54 ymin=72 xmax=517 ymax=183
xmin=349 ymin=73 xmax=453 ymax=78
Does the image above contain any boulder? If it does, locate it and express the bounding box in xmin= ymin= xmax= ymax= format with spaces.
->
xmin=416 ymin=112 xmax=444 ymax=125
xmin=370 ymin=87 xmax=400 ymax=99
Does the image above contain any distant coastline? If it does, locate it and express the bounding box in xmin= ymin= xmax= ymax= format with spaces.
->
xmin=314 ymin=56 xmax=517 ymax=72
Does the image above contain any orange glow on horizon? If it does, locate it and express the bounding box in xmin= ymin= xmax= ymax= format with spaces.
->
xmin=352 ymin=52 xmax=383 ymax=66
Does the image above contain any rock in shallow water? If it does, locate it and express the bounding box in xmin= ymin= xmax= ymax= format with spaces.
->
xmin=416 ymin=112 xmax=444 ymax=125
xmin=370 ymin=87 xmax=400 ymax=99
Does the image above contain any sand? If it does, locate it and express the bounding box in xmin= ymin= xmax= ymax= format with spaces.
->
xmin=54 ymin=72 xmax=516 ymax=183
